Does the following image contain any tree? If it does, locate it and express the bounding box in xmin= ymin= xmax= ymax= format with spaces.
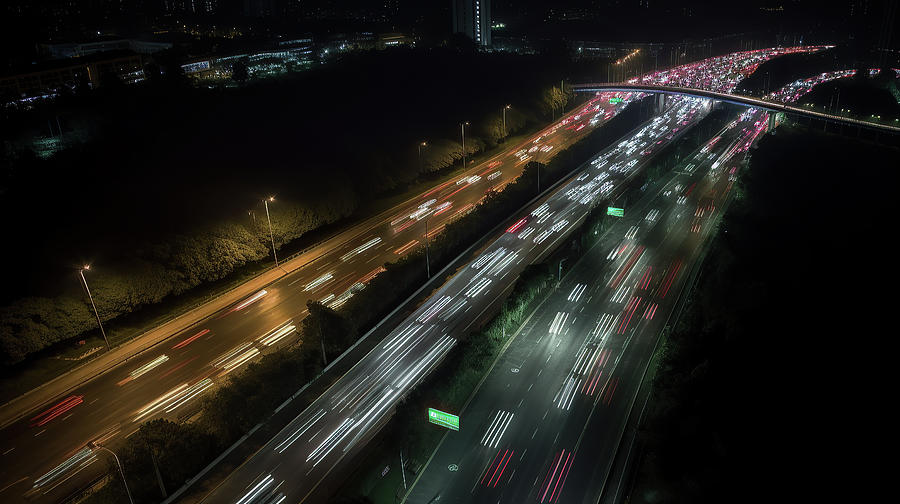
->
xmin=446 ymin=33 xmax=477 ymax=53
xmin=116 ymin=419 xmax=217 ymax=503
xmin=231 ymin=60 xmax=249 ymax=83
xmin=328 ymin=496 xmax=374 ymax=504
xmin=303 ymin=301 xmax=356 ymax=363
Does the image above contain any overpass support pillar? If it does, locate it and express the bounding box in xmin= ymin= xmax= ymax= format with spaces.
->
xmin=767 ymin=111 xmax=777 ymax=132
xmin=654 ymin=93 xmax=666 ymax=113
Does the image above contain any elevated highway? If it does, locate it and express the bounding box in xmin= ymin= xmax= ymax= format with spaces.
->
xmin=572 ymin=82 xmax=900 ymax=134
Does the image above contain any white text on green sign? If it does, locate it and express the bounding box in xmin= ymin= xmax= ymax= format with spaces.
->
xmin=428 ymin=408 xmax=459 ymax=431
xmin=607 ymin=207 xmax=624 ymax=217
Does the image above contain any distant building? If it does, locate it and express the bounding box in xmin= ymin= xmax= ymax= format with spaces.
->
xmin=0 ymin=52 xmax=144 ymax=100
xmin=41 ymin=39 xmax=173 ymax=59
xmin=492 ymin=35 xmax=535 ymax=54
xmin=452 ymin=0 xmax=491 ymax=47
xmin=377 ymin=33 xmax=414 ymax=50
xmin=180 ymin=38 xmax=316 ymax=81
xmin=164 ymin=0 xmax=218 ymax=15
xmin=244 ymin=0 xmax=277 ymax=17
xmin=321 ymin=32 xmax=377 ymax=57
xmin=546 ymin=6 xmax=593 ymax=21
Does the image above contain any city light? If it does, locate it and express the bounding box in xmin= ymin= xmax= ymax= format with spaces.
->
xmin=2 ymin=1 xmax=893 ymax=499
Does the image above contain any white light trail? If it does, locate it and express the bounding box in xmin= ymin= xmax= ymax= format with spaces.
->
xmin=303 ymin=273 xmax=334 ymax=292
xmin=567 ymin=284 xmax=587 ymax=303
xmin=129 ymin=355 xmax=169 ymax=379
xmin=481 ymin=410 xmax=515 ymax=448
xmin=274 ymin=409 xmax=326 ymax=454
xmin=257 ymin=321 xmax=297 ymax=347
xmin=233 ymin=290 xmax=267 ymax=311
xmin=340 ymin=237 xmax=383 ymax=261
xmin=235 ymin=474 xmax=274 ymax=504
xmin=549 ymin=312 xmax=569 ymax=335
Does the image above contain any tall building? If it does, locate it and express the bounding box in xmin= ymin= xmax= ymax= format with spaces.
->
xmin=452 ymin=0 xmax=491 ymax=47
xmin=243 ymin=0 xmax=276 ymax=17
xmin=163 ymin=0 xmax=218 ymax=15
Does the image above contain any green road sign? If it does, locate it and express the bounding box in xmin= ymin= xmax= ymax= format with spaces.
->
xmin=609 ymin=97 xmax=623 ymax=104
xmin=428 ymin=408 xmax=459 ymax=431
xmin=607 ymin=207 xmax=625 ymax=217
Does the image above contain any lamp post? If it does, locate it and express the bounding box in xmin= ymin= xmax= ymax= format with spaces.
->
xmin=502 ymin=105 xmax=510 ymax=138
xmin=418 ymin=141 xmax=427 ymax=172
xmin=79 ymin=266 xmax=110 ymax=351
xmin=460 ymin=121 xmax=469 ymax=167
xmin=263 ymin=196 xmax=279 ymax=268
xmin=424 ymin=216 xmax=431 ymax=279
xmin=89 ymin=442 xmax=134 ymax=504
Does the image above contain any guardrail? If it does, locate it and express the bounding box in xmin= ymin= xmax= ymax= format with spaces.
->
xmin=572 ymin=83 xmax=900 ymax=134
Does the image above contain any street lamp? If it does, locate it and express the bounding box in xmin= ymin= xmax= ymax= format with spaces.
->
xmin=263 ymin=196 xmax=279 ymax=268
xmin=88 ymin=442 xmax=134 ymax=504
xmin=418 ymin=141 xmax=427 ymax=172
xmin=502 ymin=105 xmax=511 ymax=138
xmin=423 ymin=215 xmax=431 ymax=279
xmin=79 ymin=266 xmax=110 ymax=351
xmin=460 ymin=121 xmax=469 ymax=168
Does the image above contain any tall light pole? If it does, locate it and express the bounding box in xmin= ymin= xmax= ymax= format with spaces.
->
xmin=89 ymin=442 xmax=134 ymax=504
xmin=424 ymin=215 xmax=431 ymax=279
xmin=460 ymin=121 xmax=469 ymax=168
xmin=79 ymin=266 xmax=109 ymax=351
xmin=502 ymin=105 xmax=510 ymax=138
xmin=418 ymin=141 xmax=427 ymax=172
xmin=263 ymin=196 xmax=279 ymax=268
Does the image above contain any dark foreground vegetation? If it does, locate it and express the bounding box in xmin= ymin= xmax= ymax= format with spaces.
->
xmin=737 ymin=45 xmax=867 ymax=95
xmin=798 ymin=70 xmax=900 ymax=122
xmin=0 ymin=47 xmax=597 ymax=367
xmin=630 ymin=124 xmax=898 ymax=503
xmin=81 ymin=97 xmax=655 ymax=504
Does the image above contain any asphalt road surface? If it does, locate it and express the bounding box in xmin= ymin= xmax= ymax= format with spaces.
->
xmin=403 ymin=62 xmax=848 ymax=504
xmin=0 ymin=92 xmax=635 ymax=504
xmin=404 ymin=104 xmax=773 ymax=504
xmin=182 ymin=46 xmax=832 ymax=504
xmin=0 ymin=46 xmax=825 ymax=504
xmin=201 ymin=96 xmax=712 ymax=504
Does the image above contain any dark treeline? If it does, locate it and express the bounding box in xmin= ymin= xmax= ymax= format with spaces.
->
xmin=799 ymin=70 xmax=900 ymax=121
xmin=0 ymin=46 xmax=593 ymax=366
xmin=631 ymin=125 xmax=898 ymax=503
xmin=736 ymin=44 xmax=890 ymax=95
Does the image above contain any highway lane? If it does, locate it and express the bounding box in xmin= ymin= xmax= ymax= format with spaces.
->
xmin=201 ymin=97 xmax=712 ymax=504
xmin=0 ymin=91 xmax=637 ymax=503
xmin=199 ymin=46 xmax=829 ymax=504
xmin=568 ymin=71 xmax=861 ymax=503
xmin=404 ymin=102 xmax=766 ymax=504
xmin=404 ymin=63 xmax=842 ymax=503
xmin=0 ymin=46 xmax=825 ymax=504
xmin=557 ymin=106 xmax=772 ymax=504
xmin=631 ymin=45 xmax=831 ymax=93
